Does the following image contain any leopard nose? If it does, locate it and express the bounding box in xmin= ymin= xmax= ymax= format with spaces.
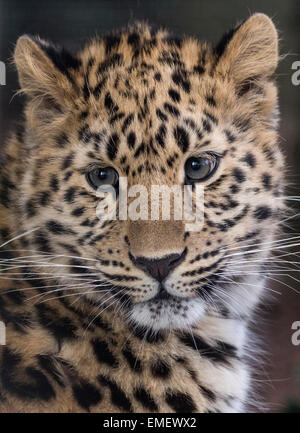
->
xmin=131 ymin=248 xmax=187 ymax=282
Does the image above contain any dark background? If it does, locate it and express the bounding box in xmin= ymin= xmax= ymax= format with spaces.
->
xmin=0 ymin=0 xmax=299 ymax=412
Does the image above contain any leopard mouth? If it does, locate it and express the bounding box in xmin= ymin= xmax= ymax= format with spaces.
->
xmin=129 ymin=288 xmax=206 ymax=331
xmin=154 ymin=290 xmax=172 ymax=301
xmin=153 ymin=285 xmax=173 ymax=301
xmin=140 ymin=285 xmax=195 ymax=307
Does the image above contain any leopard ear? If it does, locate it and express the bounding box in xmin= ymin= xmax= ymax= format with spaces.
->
xmin=14 ymin=35 xmax=81 ymax=109
xmin=214 ymin=13 xmax=278 ymax=95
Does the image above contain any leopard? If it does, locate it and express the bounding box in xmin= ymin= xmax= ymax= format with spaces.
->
xmin=0 ymin=13 xmax=285 ymax=413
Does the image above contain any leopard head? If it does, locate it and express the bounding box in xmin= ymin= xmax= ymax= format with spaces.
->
xmin=12 ymin=14 xmax=284 ymax=331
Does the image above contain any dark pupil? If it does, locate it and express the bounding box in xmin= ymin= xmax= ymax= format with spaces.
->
xmin=98 ymin=170 xmax=108 ymax=180
xmin=191 ymin=160 xmax=201 ymax=170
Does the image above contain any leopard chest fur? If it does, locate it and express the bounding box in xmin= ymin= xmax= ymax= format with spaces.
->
xmin=0 ymin=284 xmax=247 ymax=413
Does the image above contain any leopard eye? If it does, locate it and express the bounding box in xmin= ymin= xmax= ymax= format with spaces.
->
xmin=86 ymin=167 xmax=119 ymax=190
xmin=184 ymin=154 xmax=219 ymax=183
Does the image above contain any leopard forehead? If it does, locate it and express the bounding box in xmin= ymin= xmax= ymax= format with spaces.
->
xmin=50 ymin=24 xmax=228 ymax=172
xmin=23 ymin=22 xmax=280 ymax=181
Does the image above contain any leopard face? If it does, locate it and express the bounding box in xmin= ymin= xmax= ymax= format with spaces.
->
xmin=12 ymin=15 xmax=284 ymax=332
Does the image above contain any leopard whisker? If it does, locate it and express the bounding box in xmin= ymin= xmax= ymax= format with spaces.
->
xmin=35 ymin=288 xmax=115 ymax=305
xmin=220 ymin=271 xmax=300 ymax=295
xmin=84 ymin=290 xmax=125 ymax=333
xmin=0 ymin=227 xmax=41 ymax=249
xmin=0 ymin=280 xmax=100 ymax=295
xmin=220 ymin=234 xmax=300 ymax=254
xmin=223 ymin=242 xmax=300 ymax=259
xmin=26 ymin=281 xmax=112 ymax=302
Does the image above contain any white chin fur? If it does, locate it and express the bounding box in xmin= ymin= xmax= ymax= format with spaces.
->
xmin=129 ymin=297 xmax=206 ymax=331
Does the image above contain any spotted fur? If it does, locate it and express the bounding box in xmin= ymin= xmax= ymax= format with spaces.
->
xmin=0 ymin=14 xmax=285 ymax=412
